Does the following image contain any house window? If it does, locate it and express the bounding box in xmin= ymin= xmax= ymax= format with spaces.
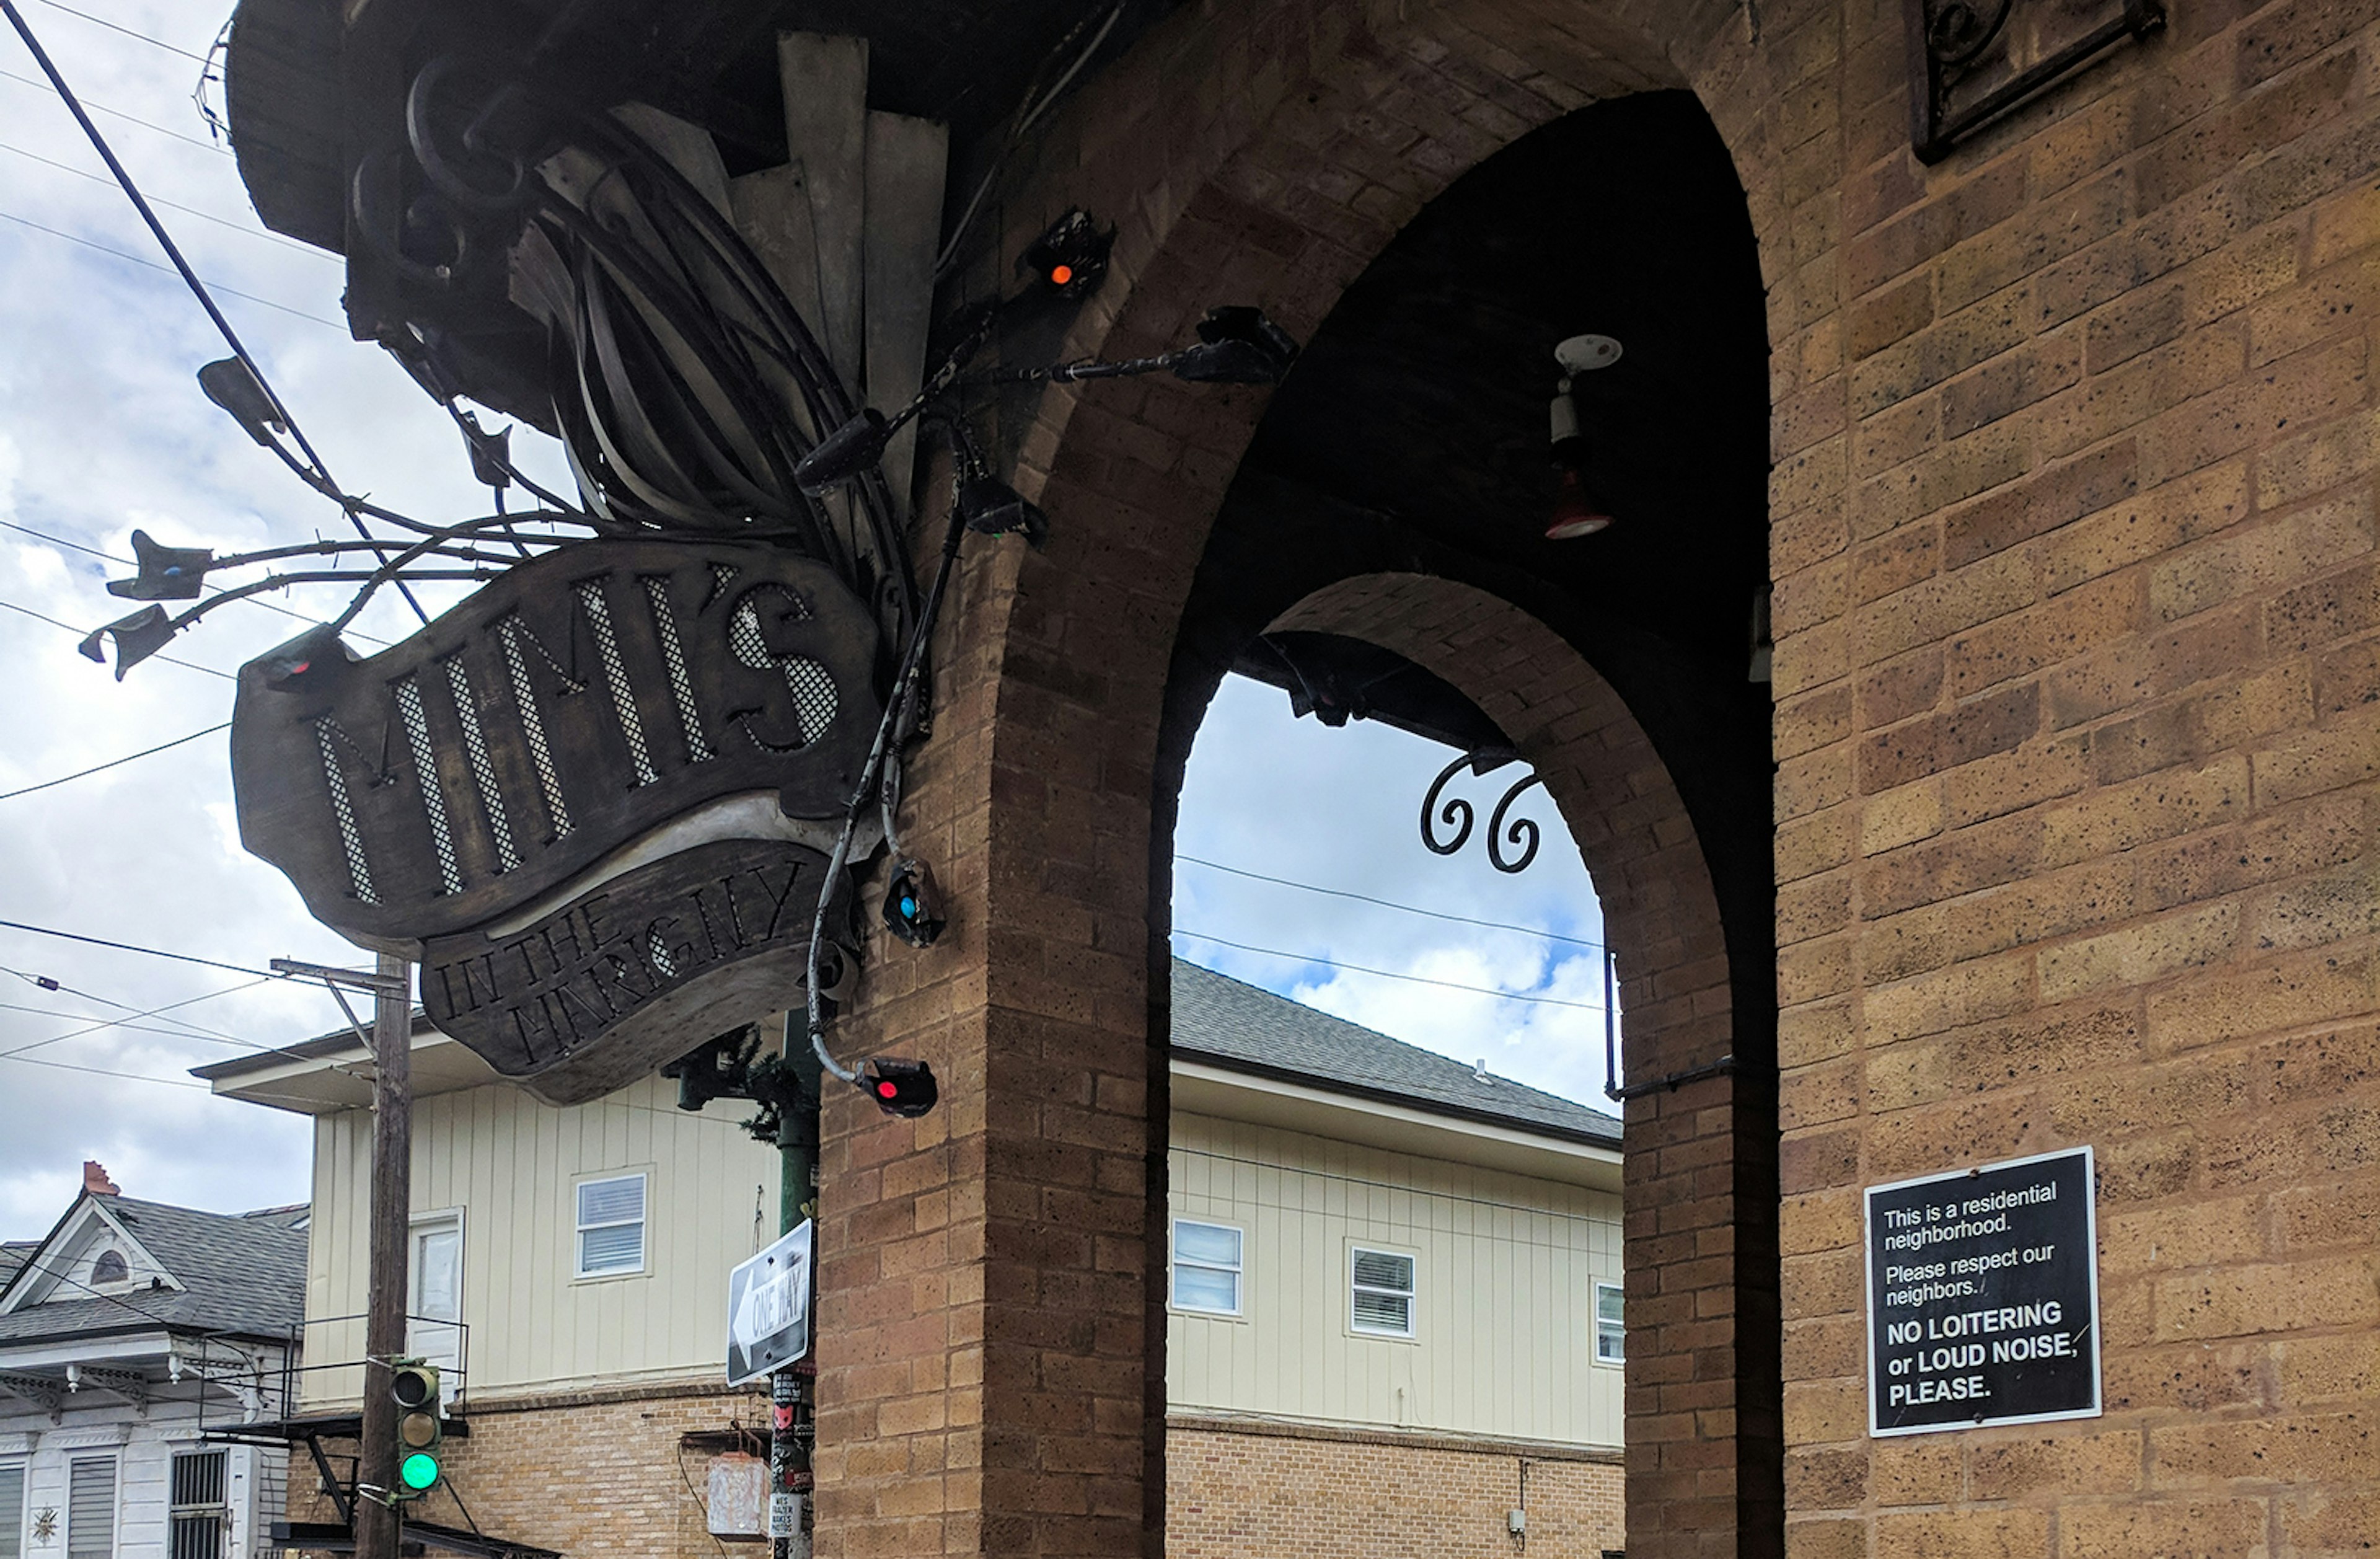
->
xmin=1170 ymin=1220 xmax=1242 ymax=1315
xmin=1594 ymin=1282 xmax=1625 ymax=1364
xmin=1350 ymin=1248 xmax=1416 ymax=1337
xmin=575 ymin=1174 xmax=647 ymax=1278
xmin=1 ymin=1462 xmax=25 ymax=1559
xmin=67 ymin=1457 xmax=114 ymax=1559
xmin=87 ymin=1250 xmax=126 ymax=1285
xmin=409 ymin=1214 xmax=464 ymax=1393
xmin=169 ymin=1451 xmax=227 ymax=1559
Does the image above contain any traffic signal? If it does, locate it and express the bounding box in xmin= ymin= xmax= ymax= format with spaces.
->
xmin=879 ymin=858 xmax=947 ymax=948
xmin=1018 ymin=209 xmax=1111 ymax=298
xmin=860 ymin=1058 xmax=938 ymax=1118
xmin=390 ymin=1359 xmax=443 ymax=1499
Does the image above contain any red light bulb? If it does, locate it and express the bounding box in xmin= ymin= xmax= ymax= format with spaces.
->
xmin=1049 ymin=263 xmax=1074 ymax=287
xmin=876 ymin=1080 xmax=898 ymax=1099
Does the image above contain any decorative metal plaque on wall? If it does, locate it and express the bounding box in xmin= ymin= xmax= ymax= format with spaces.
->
xmin=1906 ymin=0 xmax=2166 ymax=163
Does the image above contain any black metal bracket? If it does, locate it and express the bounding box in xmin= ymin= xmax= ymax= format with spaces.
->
xmin=1420 ymin=749 xmax=1548 ymax=874
xmin=1906 ymin=0 xmax=2164 ymax=164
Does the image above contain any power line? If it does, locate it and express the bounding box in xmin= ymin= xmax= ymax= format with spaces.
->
xmin=1172 ymin=934 xmax=1605 ymax=1012
xmin=0 ymin=206 xmax=342 ymax=327
xmin=0 ymin=596 xmax=236 ymax=679
xmin=0 ymin=138 xmax=332 ymax=255
xmin=0 ymin=918 xmax=288 ymax=981
xmin=0 ymin=66 xmax=229 ymax=153
xmin=34 ymin=0 xmax=209 ymax=64
xmin=0 ymin=967 xmax=270 ymax=1058
xmin=1176 ymin=854 xmax=1605 ymax=952
xmin=0 ymin=1 xmax=429 ymax=624
xmin=0 ymin=998 xmax=249 ymax=1044
xmin=0 ymin=518 xmax=396 ymax=646
xmin=0 ymin=1049 xmax=209 ymax=1088
xmin=0 ymin=720 xmax=227 ymax=800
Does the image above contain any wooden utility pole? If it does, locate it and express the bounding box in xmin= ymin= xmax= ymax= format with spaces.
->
xmin=358 ymin=954 xmax=413 ymax=1559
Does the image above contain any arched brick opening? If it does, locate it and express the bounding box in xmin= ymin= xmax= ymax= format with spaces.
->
xmin=812 ymin=3 xmax=1809 ymax=1558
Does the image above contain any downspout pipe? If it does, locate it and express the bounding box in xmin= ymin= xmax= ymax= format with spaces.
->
xmin=1601 ymin=948 xmax=1742 ymax=1103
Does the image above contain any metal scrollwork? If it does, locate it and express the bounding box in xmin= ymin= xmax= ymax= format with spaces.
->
xmin=1486 ymin=772 xmax=1549 ymax=874
xmin=1907 ymin=0 xmax=2163 ymax=164
xmin=1419 ymin=751 xmax=1548 ymax=875
xmin=1923 ymin=0 xmax=2012 ymax=68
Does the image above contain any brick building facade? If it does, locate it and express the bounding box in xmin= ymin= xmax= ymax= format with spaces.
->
xmin=1165 ymin=1420 xmax=1623 ymax=1559
xmin=806 ymin=2 xmax=2380 ymax=1557
xmin=213 ymin=0 xmax=2380 ymax=1555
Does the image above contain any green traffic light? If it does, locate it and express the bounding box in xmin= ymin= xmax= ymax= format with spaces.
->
xmin=399 ymin=1452 xmax=440 ymax=1492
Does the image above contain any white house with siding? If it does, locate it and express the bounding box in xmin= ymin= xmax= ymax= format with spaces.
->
xmin=0 ymin=1170 xmax=302 ymax=1559
xmin=199 ymin=960 xmax=1625 ymax=1557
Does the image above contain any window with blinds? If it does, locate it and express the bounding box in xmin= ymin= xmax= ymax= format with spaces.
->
xmin=1170 ymin=1220 xmax=1243 ymax=1315
xmin=67 ymin=1457 xmax=115 ymax=1559
xmin=169 ymin=1451 xmax=227 ymax=1559
xmin=575 ymin=1173 xmax=647 ymax=1278
xmin=1349 ymin=1248 xmax=1416 ymax=1337
xmin=1594 ymin=1282 xmax=1626 ymax=1364
xmin=0 ymin=1464 xmax=25 ymax=1559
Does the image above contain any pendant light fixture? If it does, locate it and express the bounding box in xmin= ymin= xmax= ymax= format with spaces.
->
xmin=1546 ymin=333 xmax=1621 ymax=541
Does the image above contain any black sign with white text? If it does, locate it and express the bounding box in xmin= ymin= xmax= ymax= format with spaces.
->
xmin=1866 ymin=1146 xmax=2101 ymax=1436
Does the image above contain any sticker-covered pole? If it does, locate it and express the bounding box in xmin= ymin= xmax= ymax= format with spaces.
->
xmin=772 ymin=1015 xmax=822 ymax=1559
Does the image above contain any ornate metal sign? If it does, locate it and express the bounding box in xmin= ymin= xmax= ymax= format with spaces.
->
xmin=1906 ymin=0 xmax=2164 ymax=163
xmin=231 ymin=541 xmax=879 ymax=1101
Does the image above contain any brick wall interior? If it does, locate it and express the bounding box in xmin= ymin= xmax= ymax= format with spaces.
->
xmin=1165 ymin=1425 xmax=1623 ymax=1559
xmin=284 ymin=1389 xmax=759 ymax=1559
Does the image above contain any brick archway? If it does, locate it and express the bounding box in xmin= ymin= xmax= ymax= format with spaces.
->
xmin=811 ymin=3 xmax=1804 ymax=1558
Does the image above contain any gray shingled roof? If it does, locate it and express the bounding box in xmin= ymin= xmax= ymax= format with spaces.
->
xmin=1170 ymin=958 xmax=1620 ymax=1146
xmin=0 ymin=1243 xmax=32 ymax=1284
xmin=0 ymin=1196 xmax=308 ymax=1346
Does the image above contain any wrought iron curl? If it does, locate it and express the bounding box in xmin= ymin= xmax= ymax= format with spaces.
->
xmin=1486 ymin=773 xmax=1548 ymax=874
xmin=1420 ymin=753 xmax=1477 ymax=857
xmin=1419 ymin=753 xmax=1549 ymax=874
xmin=1923 ymin=0 xmax=2013 ymax=69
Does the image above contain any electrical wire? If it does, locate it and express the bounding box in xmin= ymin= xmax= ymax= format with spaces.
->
xmin=0 ymin=976 xmax=274 ymax=1060
xmin=0 ymin=720 xmax=227 ymax=800
xmin=0 ymin=138 xmax=333 ymax=255
xmin=0 ymin=1 xmax=428 ymax=624
xmin=0 ymin=1049 xmax=211 ymax=1088
xmin=0 ymin=596 xmax=236 ymax=679
xmin=0 ymin=66 xmax=228 ymax=152
xmin=0 ymin=207 xmax=343 ymax=326
xmin=0 ymin=999 xmax=255 ymax=1046
xmin=33 ymin=0 xmax=209 ymax=64
xmin=0 ymin=919 xmax=289 ymax=981
xmin=1171 ymin=935 xmax=1605 ymax=1012
xmin=0 ymin=519 xmax=394 ymax=646
xmin=1175 ymin=855 xmax=1605 ymax=952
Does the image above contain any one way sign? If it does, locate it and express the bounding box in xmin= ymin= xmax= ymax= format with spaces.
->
xmin=726 ymin=1221 xmax=813 ymax=1386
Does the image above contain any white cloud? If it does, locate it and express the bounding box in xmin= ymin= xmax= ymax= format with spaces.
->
xmin=1174 ymin=675 xmax=1618 ymax=1120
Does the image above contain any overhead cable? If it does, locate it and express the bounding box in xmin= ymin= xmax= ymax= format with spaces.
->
xmin=0 ymin=519 xmax=395 ymax=645
xmin=0 ymin=596 xmax=236 ymax=679
xmin=0 ymin=1 xmax=428 ymax=622
xmin=33 ymin=0 xmax=208 ymax=63
xmin=0 ymin=720 xmax=228 ymax=800
xmin=1171 ymin=931 xmax=1606 ymax=1012
xmin=0 ymin=138 xmax=333 ymax=255
xmin=1175 ymin=854 xmax=1605 ymax=952
xmin=0 ymin=66 xmax=227 ymax=152
xmin=0 ymin=207 xmax=342 ymax=327
xmin=0 ymin=1049 xmax=210 ymax=1088
xmin=0 ymin=966 xmax=267 ymax=1058
xmin=0 ymin=917 xmax=289 ymax=981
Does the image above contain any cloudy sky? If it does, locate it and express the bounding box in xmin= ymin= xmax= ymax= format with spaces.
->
xmin=0 ymin=0 xmax=1610 ymax=1244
